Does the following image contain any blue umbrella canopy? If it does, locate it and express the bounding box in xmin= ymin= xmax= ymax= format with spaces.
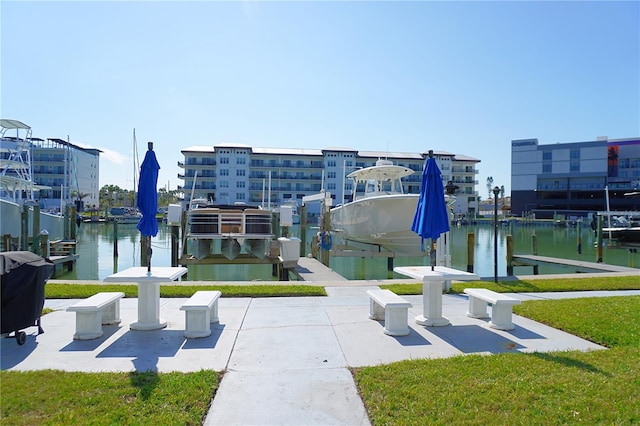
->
xmin=411 ymin=151 xmax=450 ymax=267
xmin=137 ymin=142 xmax=160 ymax=271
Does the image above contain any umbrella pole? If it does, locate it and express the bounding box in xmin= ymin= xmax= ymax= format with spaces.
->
xmin=147 ymin=236 xmax=152 ymax=273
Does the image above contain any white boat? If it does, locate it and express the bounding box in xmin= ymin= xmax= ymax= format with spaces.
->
xmin=186 ymin=202 xmax=274 ymax=260
xmin=330 ymin=159 xmax=453 ymax=256
xmin=1 ymin=119 xmax=66 ymax=247
xmin=601 ymin=213 xmax=640 ymax=243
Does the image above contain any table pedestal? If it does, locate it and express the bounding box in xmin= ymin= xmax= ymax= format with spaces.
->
xmin=131 ymin=281 xmax=166 ymax=330
xmin=415 ymin=277 xmax=450 ymax=327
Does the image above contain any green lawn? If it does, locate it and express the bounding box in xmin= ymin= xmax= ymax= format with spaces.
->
xmin=2 ymin=276 xmax=639 ymax=424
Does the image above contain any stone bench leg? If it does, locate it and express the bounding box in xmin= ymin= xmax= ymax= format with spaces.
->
xmin=210 ymin=300 xmax=219 ymax=323
xmin=184 ymin=309 xmax=212 ymax=338
xmin=467 ymin=297 xmax=490 ymax=319
xmin=369 ymin=299 xmax=385 ymax=321
xmin=384 ymin=306 xmax=410 ymax=336
xmin=73 ymin=311 xmax=103 ymax=340
xmin=490 ymin=305 xmax=516 ymax=330
xmin=101 ymin=301 xmax=122 ymax=325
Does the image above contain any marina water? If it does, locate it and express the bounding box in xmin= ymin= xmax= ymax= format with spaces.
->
xmin=57 ymin=222 xmax=639 ymax=281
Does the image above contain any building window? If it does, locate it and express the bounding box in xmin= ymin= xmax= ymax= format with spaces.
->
xmin=237 ymin=158 xmax=245 ymax=165
xmin=327 ymin=172 xmax=336 ymax=179
xmin=220 ymin=169 xmax=229 ymax=176
xmin=543 ymin=164 xmax=552 ymax=173
xmin=570 ymin=149 xmax=580 ymax=159
xmin=542 ymin=152 xmax=552 ymax=161
xmin=570 ymin=162 xmax=580 ymax=172
xmin=220 ymin=157 xmax=229 ymax=164
xmin=236 ymin=169 xmax=245 ymax=177
xmin=327 ymin=160 xmax=336 ymax=167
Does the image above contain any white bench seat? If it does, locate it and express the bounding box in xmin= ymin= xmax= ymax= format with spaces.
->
xmin=180 ymin=291 xmax=221 ymax=338
xmin=367 ymin=289 xmax=412 ymax=336
xmin=67 ymin=292 xmax=124 ymax=340
xmin=463 ymin=288 xmax=521 ymax=330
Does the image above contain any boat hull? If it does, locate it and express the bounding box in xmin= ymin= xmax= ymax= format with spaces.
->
xmin=330 ymin=194 xmax=428 ymax=255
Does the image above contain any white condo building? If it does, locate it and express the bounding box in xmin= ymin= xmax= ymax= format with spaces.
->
xmin=178 ymin=144 xmax=480 ymax=216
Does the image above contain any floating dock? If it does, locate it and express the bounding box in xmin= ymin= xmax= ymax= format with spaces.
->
xmin=511 ymin=254 xmax=638 ymax=274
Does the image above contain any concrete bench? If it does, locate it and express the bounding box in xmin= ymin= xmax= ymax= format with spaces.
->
xmin=180 ymin=291 xmax=221 ymax=338
xmin=66 ymin=292 xmax=124 ymax=340
xmin=366 ymin=289 xmax=412 ymax=336
xmin=463 ymin=288 xmax=522 ymax=330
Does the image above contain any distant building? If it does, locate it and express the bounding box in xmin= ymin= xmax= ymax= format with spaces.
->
xmin=511 ymin=137 xmax=640 ymax=218
xmin=179 ymin=145 xmax=480 ymax=216
xmin=31 ymin=138 xmax=101 ymax=211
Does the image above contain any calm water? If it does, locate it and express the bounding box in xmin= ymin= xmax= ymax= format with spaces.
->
xmin=56 ymin=222 xmax=639 ymax=281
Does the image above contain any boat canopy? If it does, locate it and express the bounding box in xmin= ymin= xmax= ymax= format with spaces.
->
xmin=347 ymin=164 xmax=414 ymax=182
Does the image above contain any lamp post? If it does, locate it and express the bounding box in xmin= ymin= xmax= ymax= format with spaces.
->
xmin=493 ymin=186 xmax=500 ymax=283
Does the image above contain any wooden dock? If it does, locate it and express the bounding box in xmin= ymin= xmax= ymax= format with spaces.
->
xmin=511 ymin=254 xmax=638 ymax=274
xmin=49 ymin=253 xmax=80 ymax=275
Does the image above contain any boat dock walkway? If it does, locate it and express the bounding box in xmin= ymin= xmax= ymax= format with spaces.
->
xmin=291 ymin=257 xmax=348 ymax=281
xmin=511 ymin=254 xmax=639 ymax=274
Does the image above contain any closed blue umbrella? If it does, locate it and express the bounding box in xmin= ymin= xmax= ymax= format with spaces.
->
xmin=411 ymin=150 xmax=450 ymax=270
xmin=137 ymin=142 xmax=160 ymax=272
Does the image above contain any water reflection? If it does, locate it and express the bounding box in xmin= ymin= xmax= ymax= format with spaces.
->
xmin=58 ymin=222 xmax=638 ymax=281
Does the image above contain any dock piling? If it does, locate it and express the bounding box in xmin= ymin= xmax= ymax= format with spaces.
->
xmin=466 ymin=233 xmax=474 ymax=273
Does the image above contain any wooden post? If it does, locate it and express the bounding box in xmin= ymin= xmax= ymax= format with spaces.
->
xmin=300 ymin=204 xmax=307 ymax=257
xmin=531 ymin=232 xmax=538 ymax=255
xmin=141 ymin=237 xmax=149 ymax=267
xmin=33 ymin=205 xmax=40 ymax=245
xmin=596 ymin=215 xmax=603 ymax=263
xmin=39 ymin=232 xmax=49 ymax=258
xmin=466 ymin=233 xmax=475 ymax=273
xmin=171 ymin=224 xmax=179 ymax=267
xmin=21 ymin=205 xmax=29 ymax=251
xmin=576 ymin=219 xmax=582 ymax=254
xmin=70 ymin=206 xmax=77 ymax=240
xmin=113 ymin=219 xmax=119 ymax=257
xmin=506 ymin=234 xmax=514 ymax=276
xmin=64 ymin=205 xmax=71 ymax=240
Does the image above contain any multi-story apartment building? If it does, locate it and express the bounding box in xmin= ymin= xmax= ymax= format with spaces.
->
xmin=179 ymin=144 xmax=480 ymax=216
xmin=31 ymin=137 xmax=101 ymax=210
xmin=511 ymin=136 xmax=640 ymax=217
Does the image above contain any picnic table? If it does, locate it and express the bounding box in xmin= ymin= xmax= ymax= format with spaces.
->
xmin=104 ymin=266 xmax=187 ymax=330
xmin=393 ymin=266 xmax=480 ymax=326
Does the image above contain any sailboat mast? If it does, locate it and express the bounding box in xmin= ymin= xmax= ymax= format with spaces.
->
xmin=133 ymin=129 xmax=139 ymax=193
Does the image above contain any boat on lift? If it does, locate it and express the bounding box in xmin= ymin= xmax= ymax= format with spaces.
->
xmin=330 ymin=159 xmax=453 ymax=256
xmin=186 ymin=200 xmax=274 ymax=260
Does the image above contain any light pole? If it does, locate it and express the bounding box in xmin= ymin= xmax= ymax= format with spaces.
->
xmin=493 ymin=186 xmax=500 ymax=283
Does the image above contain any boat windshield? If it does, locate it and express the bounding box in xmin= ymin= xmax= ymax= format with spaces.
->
xmin=364 ymin=178 xmax=404 ymax=195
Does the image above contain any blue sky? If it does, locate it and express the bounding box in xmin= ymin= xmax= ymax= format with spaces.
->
xmin=2 ymin=1 xmax=639 ymax=199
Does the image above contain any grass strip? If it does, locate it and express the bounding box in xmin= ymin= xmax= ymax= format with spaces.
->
xmin=45 ymin=283 xmax=327 ymax=299
xmin=0 ymin=370 xmax=218 ymax=425
xmin=382 ymin=275 xmax=640 ymax=295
